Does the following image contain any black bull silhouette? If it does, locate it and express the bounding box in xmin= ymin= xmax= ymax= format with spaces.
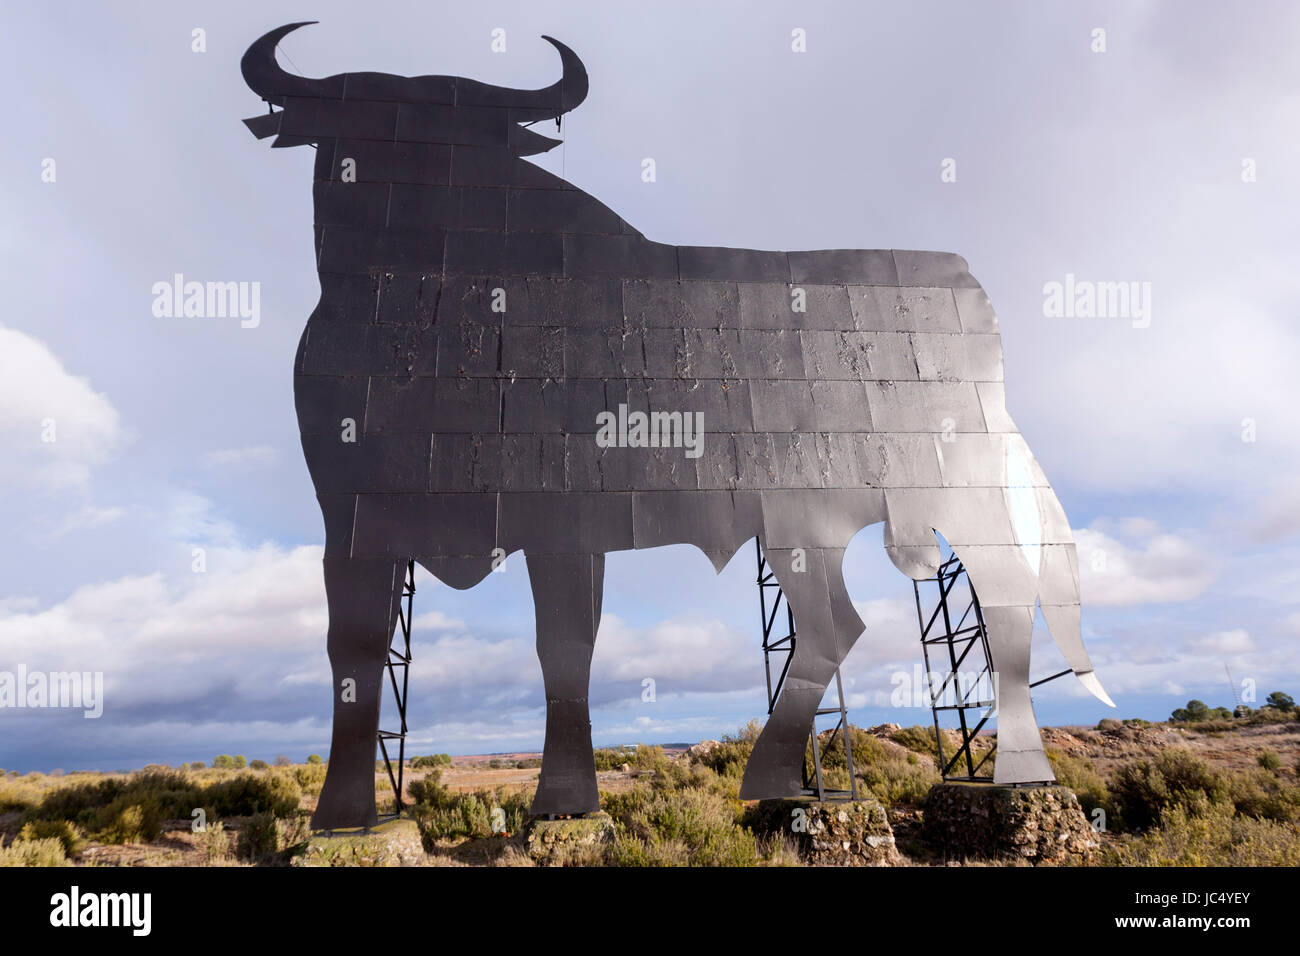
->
xmin=242 ymin=23 xmax=1112 ymax=829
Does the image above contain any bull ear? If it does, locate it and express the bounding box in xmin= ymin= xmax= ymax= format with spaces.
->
xmin=242 ymin=113 xmax=281 ymax=140
xmin=510 ymin=122 xmax=563 ymax=156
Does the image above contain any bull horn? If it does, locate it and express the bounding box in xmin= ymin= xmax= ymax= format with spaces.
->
xmin=464 ymin=36 xmax=588 ymax=121
xmin=241 ymin=22 xmax=322 ymax=103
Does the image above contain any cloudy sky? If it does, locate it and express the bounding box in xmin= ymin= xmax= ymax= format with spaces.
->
xmin=2 ymin=0 xmax=1297 ymax=771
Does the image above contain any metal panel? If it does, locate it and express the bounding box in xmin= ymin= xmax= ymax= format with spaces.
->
xmin=242 ymin=22 xmax=1110 ymax=829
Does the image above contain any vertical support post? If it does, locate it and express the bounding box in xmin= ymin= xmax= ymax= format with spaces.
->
xmin=378 ymin=558 xmax=415 ymax=815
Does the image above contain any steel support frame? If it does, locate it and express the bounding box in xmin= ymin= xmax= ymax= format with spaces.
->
xmin=756 ymin=540 xmax=859 ymax=801
xmin=913 ymin=554 xmax=997 ymax=782
xmin=912 ymin=553 xmax=1072 ymax=783
xmin=377 ymin=558 xmax=415 ymax=815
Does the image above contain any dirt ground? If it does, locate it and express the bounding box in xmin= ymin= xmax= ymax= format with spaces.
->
xmin=1041 ymin=720 xmax=1300 ymax=778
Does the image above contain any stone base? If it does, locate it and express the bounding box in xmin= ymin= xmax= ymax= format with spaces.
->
xmin=525 ymin=811 xmax=615 ymax=865
xmin=752 ymin=798 xmax=900 ymax=866
xmin=922 ymin=783 xmax=1099 ymax=865
xmin=293 ymin=818 xmax=426 ymax=867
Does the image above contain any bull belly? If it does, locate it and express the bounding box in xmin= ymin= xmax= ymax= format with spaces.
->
xmin=314 ymin=487 xmax=887 ymax=576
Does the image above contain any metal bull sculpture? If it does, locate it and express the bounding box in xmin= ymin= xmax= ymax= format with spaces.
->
xmin=241 ymin=22 xmax=1113 ymax=830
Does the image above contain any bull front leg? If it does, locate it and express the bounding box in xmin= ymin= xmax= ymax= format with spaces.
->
xmin=311 ymin=555 xmax=405 ymax=830
xmin=526 ymin=551 xmax=605 ymax=817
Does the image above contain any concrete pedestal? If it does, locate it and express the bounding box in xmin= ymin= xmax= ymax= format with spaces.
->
xmin=525 ymin=811 xmax=615 ymax=865
xmin=752 ymin=798 xmax=900 ymax=866
xmin=922 ymin=783 xmax=1098 ymax=864
xmin=294 ymin=818 xmax=426 ymax=867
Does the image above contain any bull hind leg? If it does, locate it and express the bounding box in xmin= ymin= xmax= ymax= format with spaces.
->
xmin=526 ymin=552 xmax=604 ymax=817
xmin=949 ymin=543 xmax=1055 ymax=785
xmin=312 ymin=555 xmax=406 ymax=830
xmin=739 ymin=547 xmax=864 ymax=800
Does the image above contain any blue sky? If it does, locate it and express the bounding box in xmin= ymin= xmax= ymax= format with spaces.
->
xmin=1 ymin=0 xmax=1297 ymax=771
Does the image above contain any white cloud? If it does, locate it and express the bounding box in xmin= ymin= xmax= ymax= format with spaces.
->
xmin=0 ymin=595 xmax=39 ymax=614
xmin=1189 ymin=628 xmax=1255 ymax=654
xmin=1249 ymin=480 xmax=1300 ymax=543
xmin=49 ymin=504 xmax=126 ymax=537
xmin=0 ymin=542 xmax=328 ymax=708
xmin=1075 ymin=522 xmax=1216 ymax=606
xmin=0 ymin=325 xmax=125 ymax=490
xmin=593 ymin=613 xmax=755 ymax=693
xmin=412 ymin=610 xmax=465 ymax=632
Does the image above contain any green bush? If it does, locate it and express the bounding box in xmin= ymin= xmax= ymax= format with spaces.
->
xmin=1224 ymin=768 xmax=1300 ymax=823
xmin=407 ymin=770 xmax=531 ymax=844
xmin=202 ymin=771 xmax=301 ymax=818
xmin=1110 ymin=749 xmax=1228 ymax=831
xmin=93 ymin=796 xmax=163 ymax=844
xmin=292 ymin=761 xmax=328 ymax=795
xmin=808 ymin=725 xmax=888 ymax=771
xmin=196 ymin=820 xmax=231 ymax=863
xmin=306 ymin=754 xmax=324 ymax=765
xmin=0 ymin=775 xmax=46 ymax=814
xmin=1258 ymin=750 xmax=1282 ymax=771
xmin=29 ymin=768 xmax=301 ymax=843
xmin=1046 ymin=748 xmax=1113 ymax=819
xmin=606 ymin=785 xmax=757 ymax=867
xmin=1265 ymin=692 xmax=1295 ymax=713
xmin=592 ymin=748 xmax=631 ymax=771
xmin=1171 ymin=700 xmax=1233 ymax=723
xmin=890 ymin=725 xmax=940 ymax=757
xmin=235 ymin=811 xmax=310 ymax=863
xmin=409 ymin=754 xmax=453 ymax=769
xmin=857 ymin=752 xmax=941 ymax=805
xmin=249 ymin=759 xmax=269 ymax=771
xmin=190 ymin=762 xmax=205 ymax=770
xmin=1103 ymin=800 xmax=1300 ymax=866
xmin=236 ymin=812 xmax=279 ymax=862
xmin=407 ymin=770 xmax=449 ymax=805
xmin=18 ymin=820 xmax=84 ymax=856
xmin=1248 ymin=706 xmax=1299 ymax=725
xmin=0 ymin=838 xmax=69 ymax=867
xmin=694 ymin=721 xmax=763 ymax=779
xmin=592 ymin=744 xmax=672 ymax=773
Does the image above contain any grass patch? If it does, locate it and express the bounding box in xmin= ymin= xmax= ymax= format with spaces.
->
xmin=407 ymin=770 xmax=532 ymax=846
xmin=1103 ymin=800 xmax=1300 ymax=866
xmin=23 ymin=768 xmax=303 ymax=845
xmin=0 ymin=838 xmax=69 ymax=867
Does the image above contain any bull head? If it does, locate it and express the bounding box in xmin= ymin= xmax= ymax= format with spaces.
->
xmin=241 ymin=22 xmax=588 ymax=155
